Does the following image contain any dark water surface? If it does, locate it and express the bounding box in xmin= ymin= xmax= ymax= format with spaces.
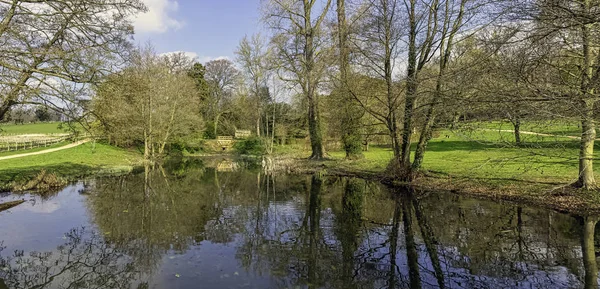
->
xmin=0 ymin=159 xmax=598 ymax=289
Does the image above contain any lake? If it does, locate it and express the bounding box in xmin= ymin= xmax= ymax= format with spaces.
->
xmin=0 ymin=158 xmax=597 ymax=289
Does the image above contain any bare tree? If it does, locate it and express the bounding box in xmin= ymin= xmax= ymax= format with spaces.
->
xmin=0 ymin=0 xmax=146 ymax=121
xmin=412 ymin=0 xmax=468 ymax=170
xmin=263 ymin=0 xmax=334 ymax=159
xmin=501 ymin=0 xmax=600 ymax=189
xmin=350 ymin=0 xmax=404 ymax=157
xmin=236 ymin=33 xmax=272 ymax=136
xmin=204 ymin=59 xmax=240 ymax=138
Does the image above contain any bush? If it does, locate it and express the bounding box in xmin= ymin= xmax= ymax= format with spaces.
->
xmin=204 ymin=122 xmax=216 ymax=139
xmin=233 ymin=136 xmax=266 ymax=156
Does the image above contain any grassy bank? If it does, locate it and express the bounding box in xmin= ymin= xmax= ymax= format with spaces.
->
xmin=0 ymin=142 xmax=143 ymax=191
xmin=273 ymin=125 xmax=600 ymax=214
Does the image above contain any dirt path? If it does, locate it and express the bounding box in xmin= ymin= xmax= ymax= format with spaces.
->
xmin=0 ymin=139 xmax=90 ymax=161
xmin=482 ymin=129 xmax=598 ymax=140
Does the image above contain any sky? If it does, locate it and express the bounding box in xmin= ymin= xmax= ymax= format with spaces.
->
xmin=132 ymin=0 xmax=263 ymax=63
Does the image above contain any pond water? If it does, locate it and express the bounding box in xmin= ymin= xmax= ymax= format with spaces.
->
xmin=0 ymin=159 xmax=598 ymax=289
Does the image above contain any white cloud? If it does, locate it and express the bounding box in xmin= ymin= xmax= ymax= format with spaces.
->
xmin=198 ymin=56 xmax=231 ymax=64
xmin=133 ymin=0 xmax=183 ymax=33
xmin=160 ymin=51 xmax=199 ymax=60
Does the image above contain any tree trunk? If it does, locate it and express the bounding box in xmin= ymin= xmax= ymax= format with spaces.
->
xmin=304 ymin=1 xmax=324 ymax=160
xmin=514 ymin=117 xmax=521 ymax=146
xmin=574 ymin=7 xmax=597 ymax=189
xmin=581 ymin=216 xmax=598 ymax=289
xmin=402 ymin=194 xmax=421 ymax=289
xmin=337 ymin=0 xmax=362 ymax=159
xmin=308 ymin=95 xmax=324 ymax=159
xmin=575 ymin=102 xmax=597 ymax=189
xmin=214 ymin=113 xmax=221 ymax=139
xmin=397 ymin=0 xmax=418 ymax=180
xmin=413 ymin=102 xmax=436 ymax=171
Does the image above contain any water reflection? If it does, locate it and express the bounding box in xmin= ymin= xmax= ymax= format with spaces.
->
xmin=0 ymin=228 xmax=143 ymax=289
xmin=0 ymin=161 xmax=598 ymax=288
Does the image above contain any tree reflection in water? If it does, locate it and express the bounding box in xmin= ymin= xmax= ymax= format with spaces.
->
xmin=0 ymin=228 xmax=145 ymax=289
xmin=0 ymin=163 xmax=598 ymax=289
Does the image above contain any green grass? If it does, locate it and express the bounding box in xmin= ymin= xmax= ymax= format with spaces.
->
xmin=0 ymin=122 xmax=78 ymax=134
xmin=0 ymin=143 xmax=143 ymax=189
xmin=463 ymin=120 xmax=583 ymax=137
xmin=276 ymin=126 xmax=591 ymax=185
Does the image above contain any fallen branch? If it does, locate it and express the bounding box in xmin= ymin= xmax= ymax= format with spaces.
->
xmin=0 ymin=200 xmax=25 ymax=212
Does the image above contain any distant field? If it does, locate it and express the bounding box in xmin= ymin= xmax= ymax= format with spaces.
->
xmin=461 ymin=120 xmax=583 ymax=137
xmin=0 ymin=122 xmax=66 ymax=134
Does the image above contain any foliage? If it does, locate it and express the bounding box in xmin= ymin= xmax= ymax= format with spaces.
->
xmin=171 ymin=133 xmax=207 ymax=155
xmin=233 ymin=136 xmax=266 ymax=156
xmin=92 ymin=46 xmax=201 ymax=159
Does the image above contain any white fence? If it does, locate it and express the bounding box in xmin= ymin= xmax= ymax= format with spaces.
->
xmin=0 ymin=135 xmax=70 ymax=152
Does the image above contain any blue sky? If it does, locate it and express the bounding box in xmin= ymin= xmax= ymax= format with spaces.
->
xmin=132 ymin=0 xmax=263 ymax=63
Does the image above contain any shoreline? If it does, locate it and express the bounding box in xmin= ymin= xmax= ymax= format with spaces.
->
xmin=2 ymin=149 xmax=598 ymax=215
xmin=270 ymin=155 xmax=600 ymax=215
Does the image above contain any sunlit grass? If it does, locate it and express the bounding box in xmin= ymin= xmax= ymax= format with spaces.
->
xmin=0 ymin=122 xmax=67 ymax=134
xmin=0 ymin=143 xmax=143 ymax=188
xmin=280 ymin=124 xmax=592 ymax=185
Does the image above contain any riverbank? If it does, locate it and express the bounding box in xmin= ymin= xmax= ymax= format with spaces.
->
xmin=0 ymin=142 xmax=143 ymax=192
xmin=1 ymin=124 xmax=598 ymax=214
xmin=270 ymin=154 xmax=600 ymax=214
xmin=270 ymin=128 xmax=600 ymax=214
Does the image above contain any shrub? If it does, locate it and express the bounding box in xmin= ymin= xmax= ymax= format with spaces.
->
xmin=233 ymin=136 xmax=266 ymax=156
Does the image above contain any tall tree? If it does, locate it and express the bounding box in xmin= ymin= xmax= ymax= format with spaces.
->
xmin=336 ymin=0 xmax=363 ymax=159
xmin=0 ymin=0 xmax=146 ymax=121
xmin=204 ymin=59 xmax=240 ymax=138
xmin=507 ymin=0 xmax=600 ymax=189
xmin=351 ymin=0 xmax=404 ymax=157
xmin=264 ymin=0 xmax=333 ymax=159
xmin=187 ymin=62 xmax=210 ymax=105
xmin=412 ymin=0 xmax=468 ymax=170
xmin=236 ymin=34 xmax=272 ymax=137
xmin=93 ymin=47 xmax=200 ymax=160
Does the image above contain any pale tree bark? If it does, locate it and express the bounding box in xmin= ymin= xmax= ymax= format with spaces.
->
xmin=575 ymin=0 xmax=597 ymax=189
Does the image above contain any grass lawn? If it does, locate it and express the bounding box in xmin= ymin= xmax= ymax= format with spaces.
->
xmin=0 ymin=143 xmax=143 ymax=189
xmin=0 ymin=122 xmax=77 ymax=134
xmin=276 ymin=128 xmax=590 ymax=185
xmin=462 ymin=120 xmax=583 ymax=137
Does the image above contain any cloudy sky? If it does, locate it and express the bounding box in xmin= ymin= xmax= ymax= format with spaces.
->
xmin=132 ymin=0 xmax=262 ymax=63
